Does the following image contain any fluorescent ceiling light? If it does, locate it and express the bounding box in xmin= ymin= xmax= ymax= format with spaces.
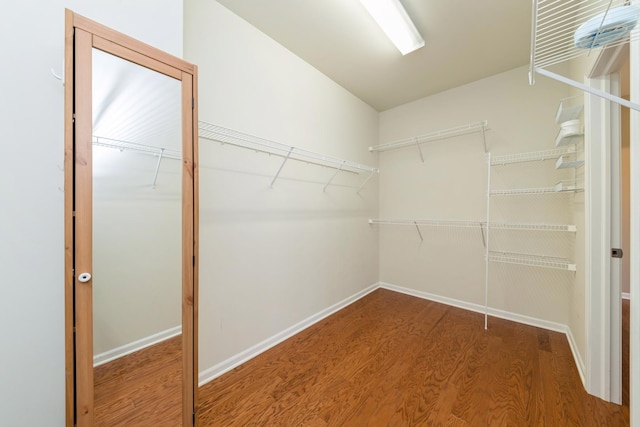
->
xmin=359 ymin=0 xmax=425 ymax=55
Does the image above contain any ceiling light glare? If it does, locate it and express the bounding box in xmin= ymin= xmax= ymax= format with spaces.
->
xmin=359 ymin=0 xmax=425 ymax=55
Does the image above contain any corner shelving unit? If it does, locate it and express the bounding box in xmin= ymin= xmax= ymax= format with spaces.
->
xmin=484 ymin=98 xmax=583 ymax=328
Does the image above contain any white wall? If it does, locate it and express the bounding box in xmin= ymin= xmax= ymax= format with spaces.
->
xmin=183 ymin=0 xmax=379 ymax=379
xmin=0 ymin=1 xmax=182 ymax=424
xmin=378 ymin=65 xmax=575 ymax=325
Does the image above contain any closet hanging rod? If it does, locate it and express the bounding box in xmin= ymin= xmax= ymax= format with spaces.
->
xmin=92 ymin=136 xmax=182 ymax=160
xmin=369 ymin=120 xmax=488 ymax=153
xmin=198 ymin=121 xmax=379 ymax=175
xmin=491 ymin=147 xmax=576 ymax=165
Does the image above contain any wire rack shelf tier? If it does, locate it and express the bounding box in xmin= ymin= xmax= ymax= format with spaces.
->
xmin=369 ymin=120 xmax=488 ymax=153
xmin=491 ymin=147 xmax=576 ymax=165
xmin=489 ymin=251 xmax=577 ymax=271
xmin=370 ymin=219 xmax=577 ymax=232
xmin=198 ymin=121 xmax=379 ymax=191
xmin=531 ymin=0 xmax=640 ymax=70
xmin=530 ymin=0 xmax=640 ymax=112
xmin=490 ymin=185 xmax=584 ymax=196
xmin=199 ymin=121 xmax=378 ymax=175
xmin=93 ymin=136 xmax=182 ymax=160
xmin=369 ymin=219 xmax=485 ymax=228
xmin=489 ymin=222 xmax=577 ymax=232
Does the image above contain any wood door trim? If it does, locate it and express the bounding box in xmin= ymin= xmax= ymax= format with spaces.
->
xmin=92 ymin=36 xmax=183 ymax=80
xmin=73 ymin=27 xmax=95 ymax=425
xmin=64 ymin=10 xmax=199 ymax=427
xmin=71 ymin=12 xmax=195 ymax=75
xmin=63 ymin=9 xmax=75 ymax=425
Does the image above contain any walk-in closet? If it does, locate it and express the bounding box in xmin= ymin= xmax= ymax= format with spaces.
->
xmin=3 ymin=0 xmax=638 ymax=425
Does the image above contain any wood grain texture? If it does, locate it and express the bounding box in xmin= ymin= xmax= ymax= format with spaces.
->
xmin=94 ymin=336 xmax=183 ymax=426
xmin=70 ymin=10 xmax=195 ymax=74
xmin=74 ymin=27 xmax=95 ymax=426
xmin=198 ymin=289 xmax=629 ymax=426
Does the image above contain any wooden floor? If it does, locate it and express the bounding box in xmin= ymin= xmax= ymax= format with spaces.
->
xmin=198 ymin=289 xmax=629 ymax=426
xmin=94 ymin=335 xmax=182 ymax=426
xmin=93 ymin=290 xmax=630 ymax=426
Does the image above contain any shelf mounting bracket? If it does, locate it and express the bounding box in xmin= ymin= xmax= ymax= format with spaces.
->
xmin=479 ymin=222 xmax=486 ymax=248
xmin=414 ymin=221 xmax=424 ymax=242
xmin=356 ymin=170 xmax=376 ymax=194
xmin=151 ymin=148 xmax=165 ymax=188
xmin=415 ymin=138 xmax=425 ymax=163
xmin=270 ymin=146 xmax=294 ymax=188
xmin=323 ymin=160 xmax=346 ymax=192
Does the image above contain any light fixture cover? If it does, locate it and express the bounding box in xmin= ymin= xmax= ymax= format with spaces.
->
xmin=359 ymin=0 xmax=425 ymax=55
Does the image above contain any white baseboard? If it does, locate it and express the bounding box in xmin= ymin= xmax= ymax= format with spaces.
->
xmin=94 ymin=325 xmax=182 ymax=367
xmin=379 ymin=282 xmax=566 ymax=333
xmin=565 ymin=325 xmax=587 ymax=387
xmin=379 ymin=281 xmax=586 ymax=388
xmin=198 ymin=283 xmax=379 ymax=386
xmin=198 ymin=281 xmax=587 ymax=393
xmin=622 ymin=292 xmax=630 ymax=300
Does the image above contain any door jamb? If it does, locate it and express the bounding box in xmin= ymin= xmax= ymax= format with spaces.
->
xmin=585 ymin=47 xmax=624 ymax=404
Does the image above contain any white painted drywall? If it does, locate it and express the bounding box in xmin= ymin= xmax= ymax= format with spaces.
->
xmin=184 ymin=0 xmax=379 ymax=376
xmin=0 ymin=1 xmax=182 ymax=424
xmin=378 ymin=65 xmax=575 ymax=325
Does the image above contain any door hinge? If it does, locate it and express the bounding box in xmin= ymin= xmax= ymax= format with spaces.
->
xmin=612 ymin=248 xmax=624 ymax=258
xmin=192 ymin=98 xmax=195 ymax=110
xmin=193 ymin=255 xmax=196 ymax=266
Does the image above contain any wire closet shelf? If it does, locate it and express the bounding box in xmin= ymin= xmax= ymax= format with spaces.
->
xmin=489 ymin=251 xmax=577 ymax=271
xmin=530 ymin=0 xmax=640 ymax=112
xmin=490 ymin=147 xmax=577 ymax=165
xmin=93 ymin=136 xmax=182 ymax=187
xmin=369 ymin=219 xmax=577 ymax=232
xmin=369 ymin=120 xmax=488 ymax=154
xmin=198 ymin=121 xmax=379 ymax=191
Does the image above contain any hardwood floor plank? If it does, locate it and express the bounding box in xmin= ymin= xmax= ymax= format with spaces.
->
xmin=198 ymin=289 xmax=628 ymax=426
xmin=93 ymin=289 xmax=630 ymax=426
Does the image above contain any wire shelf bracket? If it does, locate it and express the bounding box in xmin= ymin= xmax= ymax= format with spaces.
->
xmin=198 ymin=121 xmax=379 ymax=191
xmin=369 ymin=120 xmax=489 ymax=157
xmin=530 ymin=0 xmax=640 ymax=112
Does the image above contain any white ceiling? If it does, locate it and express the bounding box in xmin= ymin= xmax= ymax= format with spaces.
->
xmin=216 ymin=0 xmax=533 ymax=111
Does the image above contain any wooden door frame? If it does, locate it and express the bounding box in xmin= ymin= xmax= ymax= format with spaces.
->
xmin=64 ymin=10 xmax=199 ymax=426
